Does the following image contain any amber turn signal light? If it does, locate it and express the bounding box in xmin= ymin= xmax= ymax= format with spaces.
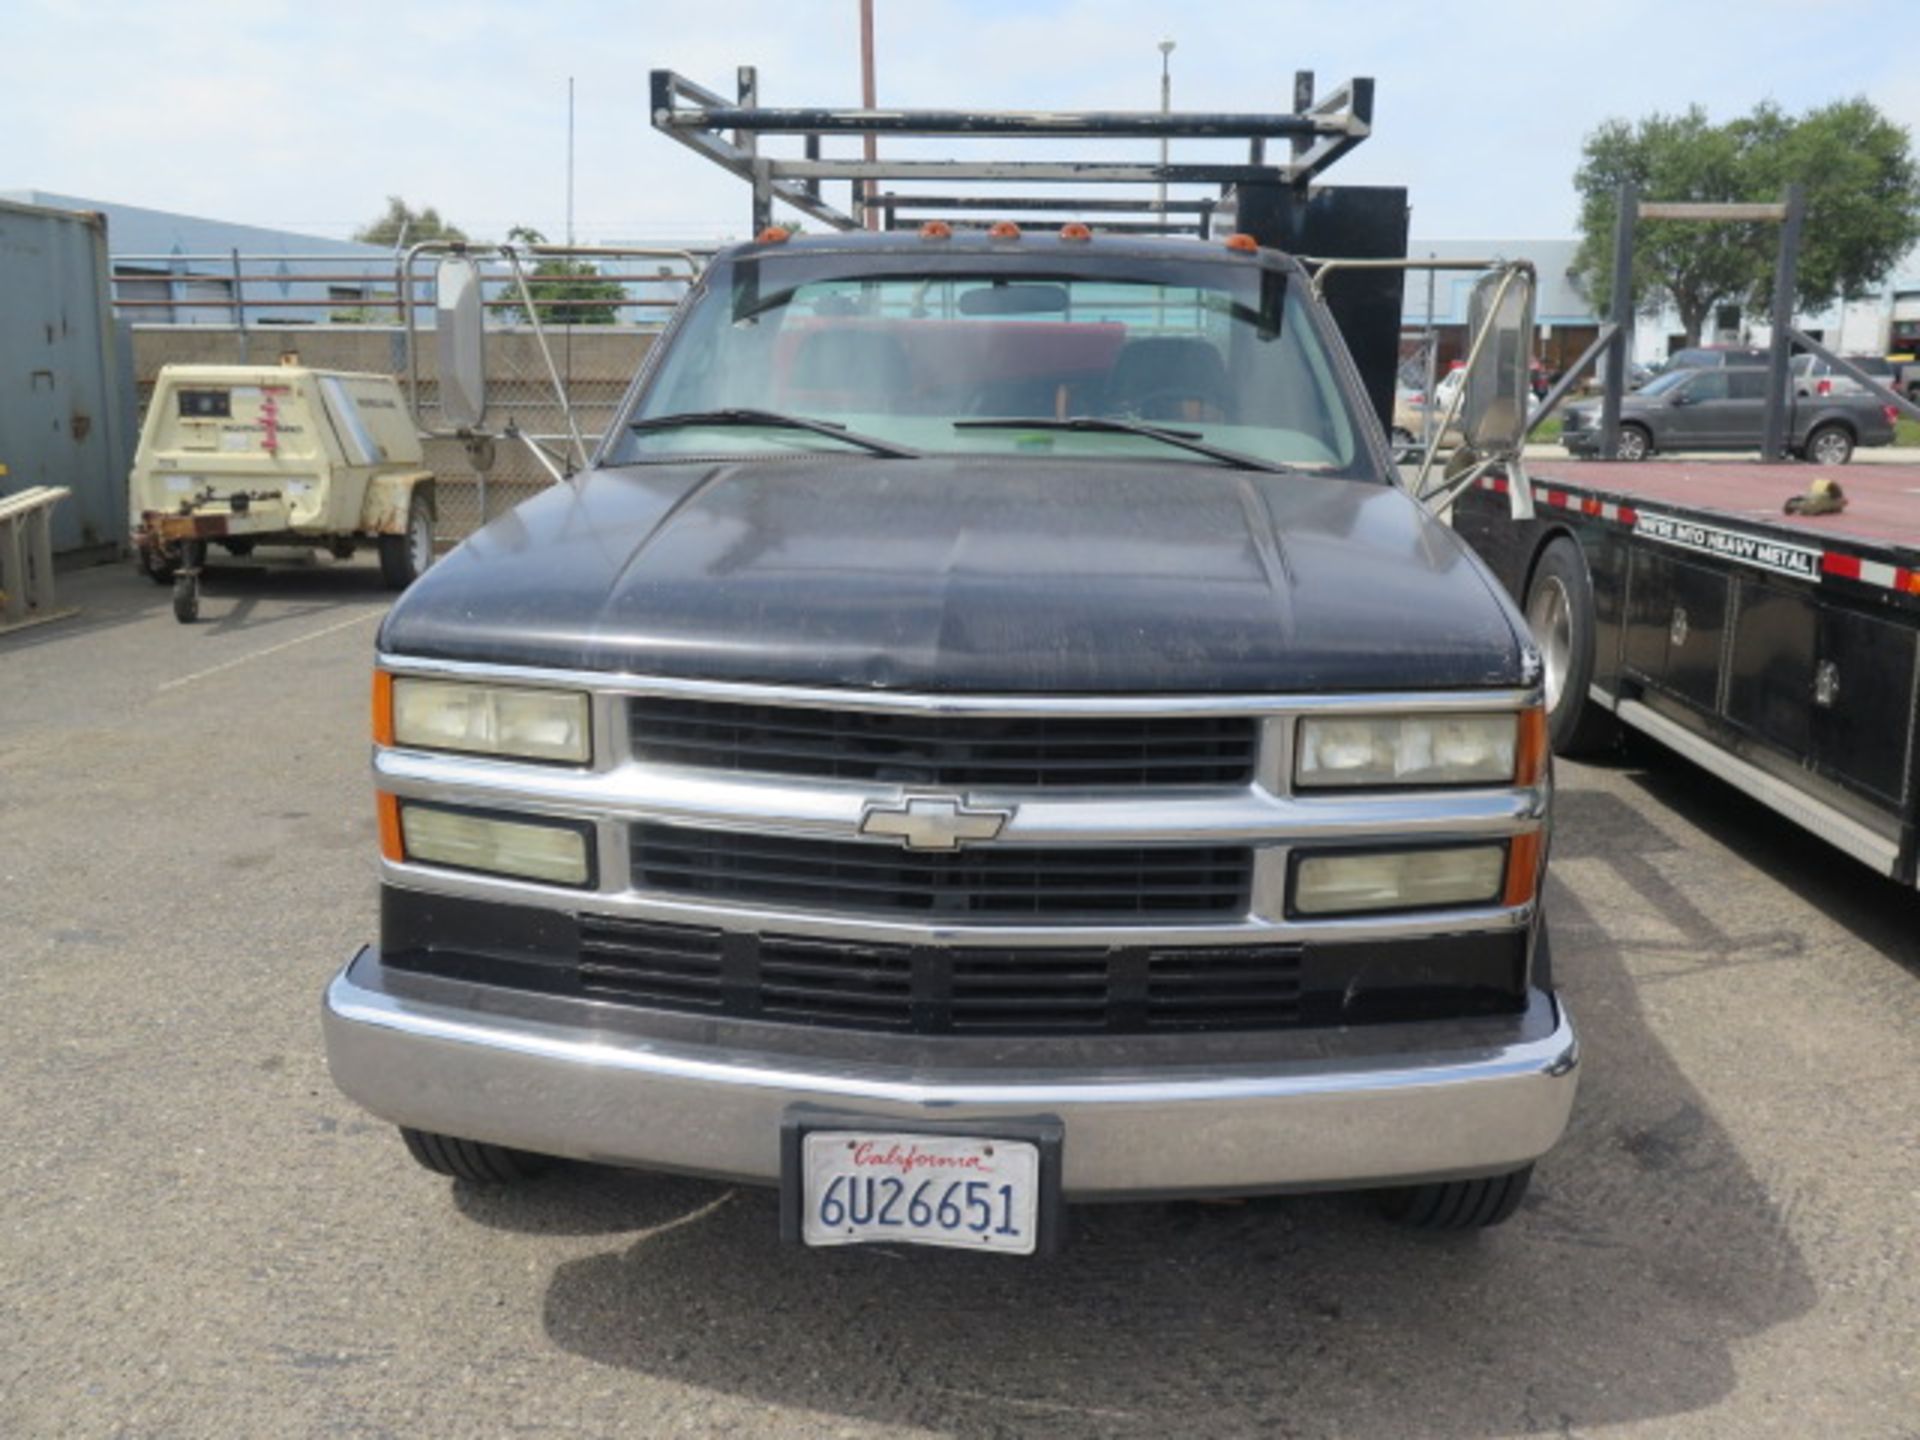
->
xmin=376 ymin=791 xmax=405 ymax=863
xmin=371 ymin=670 xmax=394 ymax=747
xmin=1503 ymin=830 xmax=1545 ymax=909
xmin=1514 ymin=705 xmax=1549 ymax=788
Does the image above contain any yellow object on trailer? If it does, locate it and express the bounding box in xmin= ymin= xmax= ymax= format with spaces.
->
xmin=129 ymin=363 xmax=438 ymax=622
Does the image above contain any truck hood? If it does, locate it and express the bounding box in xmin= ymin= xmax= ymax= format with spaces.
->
xmin=379 ymin=458 xmax=1530 ymax=694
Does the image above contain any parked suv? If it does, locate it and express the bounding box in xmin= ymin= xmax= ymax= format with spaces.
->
xmin=322 ymin=229 xmax=1576 ymax=1252
xmin=1560 ymin=364 xmax=1895 ymax=462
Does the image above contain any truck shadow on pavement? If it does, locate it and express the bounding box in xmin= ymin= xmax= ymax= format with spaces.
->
xmin=448 ymin=785 xmax=1820 ymax=1438
xmin=1605 ymin=739 xmax=1920 ymax=982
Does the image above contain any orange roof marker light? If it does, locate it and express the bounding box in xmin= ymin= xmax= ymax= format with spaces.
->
xmin=986 ymin=220 xmax=1022 ymax=240
xmin=1059 ymin=223 xmax=1093 ymax=242
xmin=1224 ymin=232 xmax=1260 ymax=254
xmin=918 ymin=220 xmax=953 ymax=239
xmin=755 ymin=225 xmax=792 ymax=245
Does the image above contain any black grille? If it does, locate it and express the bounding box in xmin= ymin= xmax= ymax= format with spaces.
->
xmin=576 ymin=916 xmax=1302 ymax=1035
xmin=631 ymin=823 xmax=1251 ymax=922
xmin=629 ymin=697 xmax=1257 ymax=789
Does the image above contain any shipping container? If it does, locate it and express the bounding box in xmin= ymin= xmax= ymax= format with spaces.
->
xmin=0 ymin=197 xmax=134 ymax=555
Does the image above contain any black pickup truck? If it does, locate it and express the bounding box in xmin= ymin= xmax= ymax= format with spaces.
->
xmin=321 ymin=224 xmax=1576 ymax=1252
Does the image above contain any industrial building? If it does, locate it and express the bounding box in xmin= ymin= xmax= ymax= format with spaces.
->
xmin=0 ymin=190 xmax=389 ymax=325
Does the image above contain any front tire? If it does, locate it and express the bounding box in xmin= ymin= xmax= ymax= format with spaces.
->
xmin=1378 ymin=1166 xmax=1533 ymax=1229
xmin=1804 ymin=423 xmax=1854 ymax=466
xmin=1525 ymin=537 xmax=1618 ymax=756
xmin=1614 ymin=423 xmax=1651 ymax=461
xmin=400 ymin=1127 xmax=548 ymax=1183
xmin=378 ymin=491 xmax=435 ymax=591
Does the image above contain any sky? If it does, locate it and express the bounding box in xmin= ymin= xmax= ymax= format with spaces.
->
xmin=6 ymin=0 xmax=1920 ymax=248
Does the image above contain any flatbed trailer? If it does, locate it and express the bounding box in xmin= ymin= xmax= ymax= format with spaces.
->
xmin=1454 ymin=459 xmax=1920 ymax=886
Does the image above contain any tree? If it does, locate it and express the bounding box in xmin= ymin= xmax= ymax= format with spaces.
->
xmin=1571 ymin=99 xmax=1920 ymax=347
xmin=498 ymin=227 xmax=627 ymax=326
xmin=353 ymin=196 xmax=468 ymax=248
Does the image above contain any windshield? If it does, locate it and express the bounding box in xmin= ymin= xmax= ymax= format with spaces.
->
xmin=605 ymin=258 xmax=1365 ymax=473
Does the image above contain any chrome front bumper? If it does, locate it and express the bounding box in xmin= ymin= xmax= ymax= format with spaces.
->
xmin=323 ymin=947 xmax=1578 ymax=1199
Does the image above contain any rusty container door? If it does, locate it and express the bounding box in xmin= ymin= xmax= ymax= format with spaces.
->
xmin=0 ymin=198 xmax=134 ymax=556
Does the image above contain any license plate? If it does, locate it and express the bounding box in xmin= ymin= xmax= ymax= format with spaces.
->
xmin=800 ymin=1131 xmax=1040 ymax=1255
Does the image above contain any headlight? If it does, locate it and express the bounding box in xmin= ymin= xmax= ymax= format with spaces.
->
xmin=395 ymin=802 xmax=593 ymax=887
xmin=1295 ymin=713 xmax=1520 ymax=789
xmin=1292 ymin=844 xmax=1507 ymax=916
xmin=385 ymin=676 xmax=590 ymax=764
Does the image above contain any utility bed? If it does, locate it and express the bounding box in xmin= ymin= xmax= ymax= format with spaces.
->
xmin=1518 ymin=460 xmax=1920 ymax=583
xmin=1455 ymin=459 xmax=1920 ymax=885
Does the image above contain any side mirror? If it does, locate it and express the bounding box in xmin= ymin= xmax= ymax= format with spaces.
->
xmin=1458 ymin=269 xmax=1535 ymax=458
xmin=435 ymin=255 xmax=488 ymax=431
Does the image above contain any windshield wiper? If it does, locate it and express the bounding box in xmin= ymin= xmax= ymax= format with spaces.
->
xmin=952 ymin=416 xmax=1288 ymax=473
xmin=628 ymin=408 xmax=919 ymax=459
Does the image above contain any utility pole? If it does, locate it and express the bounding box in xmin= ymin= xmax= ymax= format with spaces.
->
xmin=1157 ymin=38 xmax=1176 ymax=224
xmin=861 ymin=0 xmax=879 ymax=229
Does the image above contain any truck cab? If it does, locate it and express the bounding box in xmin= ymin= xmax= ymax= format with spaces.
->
xmin=322 ymin=222 xmax=1576 ymax=1249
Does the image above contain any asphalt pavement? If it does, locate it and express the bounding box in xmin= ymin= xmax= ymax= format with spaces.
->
xmin=2 ymin=557 xmax=1916 ymax=1439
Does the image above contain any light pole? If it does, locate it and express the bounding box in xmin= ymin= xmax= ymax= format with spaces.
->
xmin=1157 ymin=38 xmax=1176 ymax=224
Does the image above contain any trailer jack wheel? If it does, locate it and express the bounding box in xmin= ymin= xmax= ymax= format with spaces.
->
xmin=171 ymin=574 xmax=199 ymax=624
xmin=171 ymin=540 xmax=205 ymax=624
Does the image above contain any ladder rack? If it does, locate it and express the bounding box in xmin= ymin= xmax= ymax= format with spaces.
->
xmin=648 ymin=67 xmax=1374 ymax=236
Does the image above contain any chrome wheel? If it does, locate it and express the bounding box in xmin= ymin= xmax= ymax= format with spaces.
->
xmin=1808 ymin=427 xmax=1851 ymax=466
xmin=1615 ymin=425 xmax=1650 ymax=461
xmin=1526 ymin=574 xmax=1573 ymax=715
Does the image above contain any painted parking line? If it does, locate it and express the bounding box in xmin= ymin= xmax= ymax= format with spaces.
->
xmin=156 ymin=609 xmax=384 ymax=693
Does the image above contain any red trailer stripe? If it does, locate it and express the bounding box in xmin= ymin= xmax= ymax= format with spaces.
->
xmin=1475 ymin=472 xmax=1911 ymax=599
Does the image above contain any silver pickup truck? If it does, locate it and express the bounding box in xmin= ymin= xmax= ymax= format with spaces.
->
xmin=1560 ymin=364 xmax=1897 ymax=464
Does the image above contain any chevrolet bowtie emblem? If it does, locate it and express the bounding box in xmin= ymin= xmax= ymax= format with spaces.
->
xmin=858 ymin=796 xmax=1012 ymax=851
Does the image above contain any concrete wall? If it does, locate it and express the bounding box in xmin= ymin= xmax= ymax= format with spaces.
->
xmin=129 ymin=324 xmax=657 ymax=540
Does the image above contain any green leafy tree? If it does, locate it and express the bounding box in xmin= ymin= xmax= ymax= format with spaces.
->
xmin=498 ymin=226 xmax=627 ymax=325
xmin=353 ymin=196 xmax=468 ymax=248
xmin=1572 ymin=99 xmax=1920 ymax=346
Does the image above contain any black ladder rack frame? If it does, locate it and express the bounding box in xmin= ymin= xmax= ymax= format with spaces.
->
xmin=649 ymin=66 xmax=1374 ymax=237
xmin=647 ymin=65 xmax=1407 ymax=427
